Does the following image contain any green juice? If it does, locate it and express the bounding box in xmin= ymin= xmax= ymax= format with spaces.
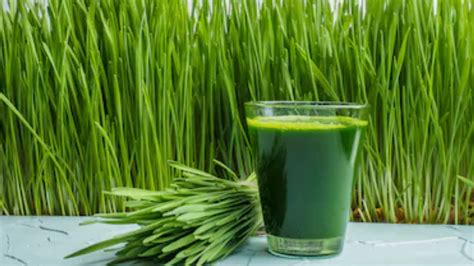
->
xmin=247 ymin=115 xmax=367 ymax=240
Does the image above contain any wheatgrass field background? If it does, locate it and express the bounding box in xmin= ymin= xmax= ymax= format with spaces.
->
xmin=0 ymin=0 xmax=473 ymax=224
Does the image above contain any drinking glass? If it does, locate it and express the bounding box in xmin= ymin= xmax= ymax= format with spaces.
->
xmin=245 ymin=101 xmax=367 ymax=257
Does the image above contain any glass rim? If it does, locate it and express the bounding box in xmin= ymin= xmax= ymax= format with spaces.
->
xmin=244 ymin=101 xmax=368 ymax=110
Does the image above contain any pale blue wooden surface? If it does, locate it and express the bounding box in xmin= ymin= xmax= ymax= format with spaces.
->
xmin=0 ymin=216 xmax=473 ymax=265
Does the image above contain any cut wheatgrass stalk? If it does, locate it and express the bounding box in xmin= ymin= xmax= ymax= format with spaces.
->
xmin=65 ymin=161 xmax=263 ymax=265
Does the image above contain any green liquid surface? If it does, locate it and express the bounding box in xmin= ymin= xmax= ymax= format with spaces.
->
xmin=248 ymin=115 xmax=367 ymax=239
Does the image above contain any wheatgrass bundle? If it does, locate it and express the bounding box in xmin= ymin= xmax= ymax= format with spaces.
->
xmin=65 ymin=162 xmax=262 ymax=265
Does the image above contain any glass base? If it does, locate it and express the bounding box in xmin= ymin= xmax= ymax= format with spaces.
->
xmin=267 ymin=235 xmax=343 ymax=257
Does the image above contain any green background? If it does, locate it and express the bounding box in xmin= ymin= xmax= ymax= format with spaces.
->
xmin=0 ymin=0 xmax=472 ymax=224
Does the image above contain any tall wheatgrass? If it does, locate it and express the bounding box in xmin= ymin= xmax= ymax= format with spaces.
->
xmin=0 ymin=0 xmax=472 ymax=224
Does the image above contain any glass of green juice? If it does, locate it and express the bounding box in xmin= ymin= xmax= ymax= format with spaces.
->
xmin=245 ymin=101 xmax=367 ymax=257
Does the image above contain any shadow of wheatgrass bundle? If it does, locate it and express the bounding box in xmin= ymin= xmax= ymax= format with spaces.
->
xmin=65 ymin=161 xmax=263 ymax=265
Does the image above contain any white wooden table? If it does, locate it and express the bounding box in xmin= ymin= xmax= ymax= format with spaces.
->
xmin=0 ymin=216 xmax=473 ymax=265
